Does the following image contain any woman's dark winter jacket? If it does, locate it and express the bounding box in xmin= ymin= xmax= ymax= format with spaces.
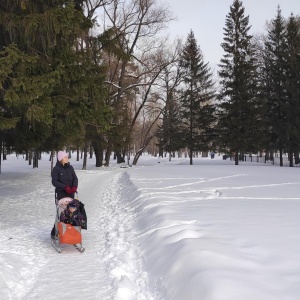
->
xmin=51 ymin=162 xmax=78 ymax=200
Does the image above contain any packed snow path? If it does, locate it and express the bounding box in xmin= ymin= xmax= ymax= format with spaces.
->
xmin=0 ymin=160 xmax=153 ymax=300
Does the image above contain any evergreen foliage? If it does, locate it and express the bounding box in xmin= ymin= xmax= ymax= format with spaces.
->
xmin=284 ymin=14 xmax=300 ymax=165
xmin=261 ymin=8 xmax=300 ymax=166
xmin=179 ymin=30 xmax=216 ymax=165
xmin=156 ymin=63 xmax=183 ymax=158
xmin=0 ymin=0 xmax=111 ymax=160
xmin=217 ymin=0 xmax=262 ymax=165
xmin=261 ymin=7 xmax=288 ymax=164
xmin=157 ymin=90 xmax=182 ymax=156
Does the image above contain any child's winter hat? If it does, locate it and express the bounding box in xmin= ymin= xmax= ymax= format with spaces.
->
xmin=57 ymin=151 xmax=68 ymax=161
xmin=68 ymin=200 xmax=78 ymax=209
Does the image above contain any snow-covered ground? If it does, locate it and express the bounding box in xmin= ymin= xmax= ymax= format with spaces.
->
xmin=1 ymin=153 xmax=300 ymax=300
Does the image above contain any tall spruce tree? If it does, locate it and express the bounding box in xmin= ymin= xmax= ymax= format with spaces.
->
xmin=284 ymin=14 xmax=300 ymax=166
xmin=156 ymin=63 xmax=183 ymax=159
xmin=179 ymin=30 xmax=216 ymax=165
xmin=262 ymin=7 xmax=289 ymax=166
xmin=158 ymin=90 xmax=182 ymax=158
xmin=217 ymin=0 xmax=261 ymax=165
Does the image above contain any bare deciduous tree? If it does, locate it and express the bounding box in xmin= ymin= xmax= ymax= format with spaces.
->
xmin=95 ymin=0 xmax=175 ymax=165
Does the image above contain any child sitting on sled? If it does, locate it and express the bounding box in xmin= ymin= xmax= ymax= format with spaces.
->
xmin=60 ymin=200 xmax=84 ymax=227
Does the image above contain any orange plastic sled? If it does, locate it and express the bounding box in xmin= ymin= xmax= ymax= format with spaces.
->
xmin=57 ymin=222 xmax=82 ymax=244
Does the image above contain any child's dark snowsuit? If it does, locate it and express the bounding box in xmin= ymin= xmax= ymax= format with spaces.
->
xmin=60 ymin=200 xmax=84 ymax=227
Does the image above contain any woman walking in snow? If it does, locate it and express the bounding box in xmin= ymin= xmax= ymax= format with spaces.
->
xmin=50 ymin=150 xmax=78 ymax=238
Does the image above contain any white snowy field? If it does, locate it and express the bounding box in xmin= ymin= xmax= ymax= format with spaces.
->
xmin=1 ymin=153 xmax=300 ymax=300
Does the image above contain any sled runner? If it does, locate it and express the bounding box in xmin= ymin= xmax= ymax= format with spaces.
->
xmin=51 ymin=193 xmax=86 ymax=253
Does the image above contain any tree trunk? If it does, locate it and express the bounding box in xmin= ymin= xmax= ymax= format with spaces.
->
xmin=76 ymin=147 xmax=80 ymax=161
xmin=50 ymin=150 xmax=54 ymax=173
xmin=116 ymin=152 xmax=124 ymax=163
xmin=133 ymin=150 xmax=142 ymax=165
xmin=104 ymin=149 xmax=111 ymax=166
xmin=0 ymin=135 xmax=2 ymax=174
xmin=28 ymin=150 xmax=32 ymax=166
xmin=235 ymin=151 xmax=239 ymax=165
xmin=159 ymin=146 xmax=163 ymax=158
xmin=295 ymin=152 xmax=299 ymax=165
xmin=289 ymin=148 xmax=293 ymax=167
xmin=122 ymin=149 xmax=126 ymax=163
xmin=126 ymin=147 xmax=131 ymax=165
xmin=82 ymin=145 xmax=88 ymax=170
xmin=2 ymin=142 xmax=6 ymax=161
xmin=279 ymin=148 xmax=283 ymax=167
xmin=89 ymin=146 xmax=93 ymax=159
xmin=189 ymin=149 xmax=193 ymax=165
xmin=33 ymin=149 xmax=38 ymax=168
xmin=94 ymin=143 xmax=103 ymax=167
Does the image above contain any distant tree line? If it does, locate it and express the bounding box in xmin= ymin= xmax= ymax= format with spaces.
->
xmin=0 ymin=0 xmax=299 ymax=171
xmin=157 ymin=1 xmax=300 ymax=166
xmin=216 ymin=1 xmax=300 ymax=166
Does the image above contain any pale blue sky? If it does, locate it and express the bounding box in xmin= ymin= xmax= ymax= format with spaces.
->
xmin=163 ymin=0 xmax=299 ymax=73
